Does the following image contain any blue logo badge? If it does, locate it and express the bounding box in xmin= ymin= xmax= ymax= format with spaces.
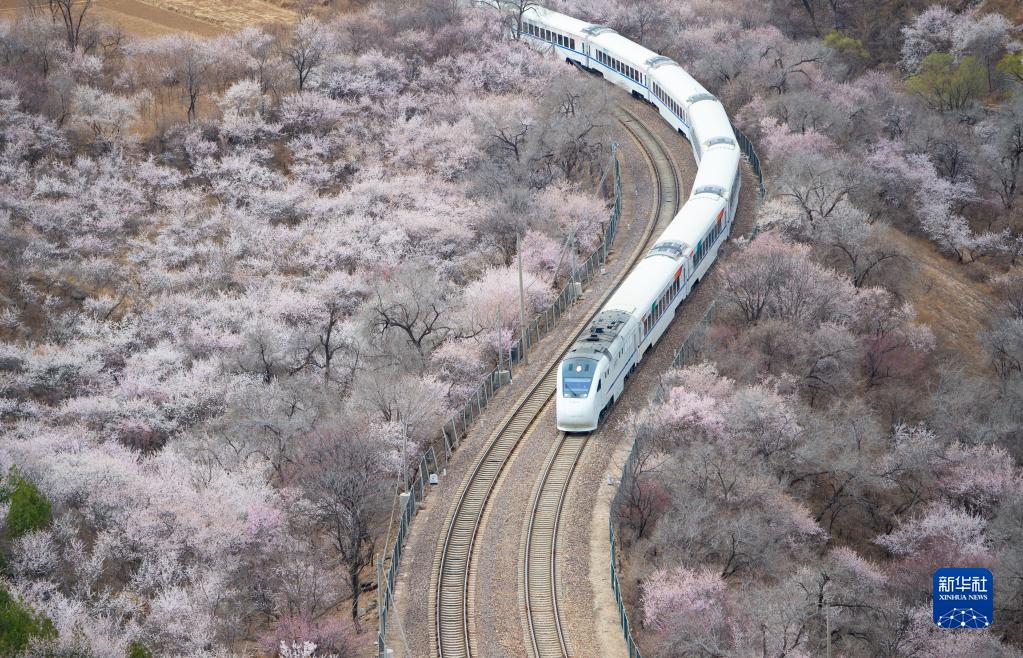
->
xmin=933 ymin=568 xmax=994 ymax=628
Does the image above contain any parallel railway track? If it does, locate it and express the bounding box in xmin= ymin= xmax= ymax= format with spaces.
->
xmin=430 ymin=105 xmax=683 ymax=658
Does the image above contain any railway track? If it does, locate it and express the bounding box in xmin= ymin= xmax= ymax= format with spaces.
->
xmin=522 ymin=431 xmax=584 ymax=657
xmin=430 ymin=104 xmax=683 ymax=658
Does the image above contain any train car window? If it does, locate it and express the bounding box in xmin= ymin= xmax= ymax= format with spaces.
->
xmin=562 ymin=358 xmax=596 ymax=398
xmin=570 ymin=38 xmax=576 ymax=49
xmin=597 ymin=380 xmax=602 ymax=392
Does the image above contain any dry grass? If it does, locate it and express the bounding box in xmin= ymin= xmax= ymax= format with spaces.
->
xmin=982 ymin=0 xmax=1023 ymax=25
xmin=141 ymin=0 xmax=296 ymax=30
xmin=878 ymin=225 xmax=996 ymax=372
xmin=0 ymin=0 xmax=297 ymax=36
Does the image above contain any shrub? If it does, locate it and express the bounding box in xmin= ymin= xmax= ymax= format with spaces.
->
xmin=0 ymin=586 xmax=56 ymax=655
xmin=907 ymin=53 xmax=986 ymax=111
xmin=4 ymin=469 xmax=52 ymax=539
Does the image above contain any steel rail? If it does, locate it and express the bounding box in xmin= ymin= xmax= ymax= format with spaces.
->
xmin=432 ymin=105 xmax=682 ymax=658
xmin=521 ymin=108 xmax=682 ymax=658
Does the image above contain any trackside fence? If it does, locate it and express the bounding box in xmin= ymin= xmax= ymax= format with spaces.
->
xmin=732 ymin=124 xmax=766 ymax=199
xmin=377 ymin=145 xmax=622 ymax=657
xmin=608 ymin=301 xmax=719 ymax=658
xmin=438 ymin=145 xmax=622 ymax=462
xmin=377 ymin=446 xmax=437 ymax=657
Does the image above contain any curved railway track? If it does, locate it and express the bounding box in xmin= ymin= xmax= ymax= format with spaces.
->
xmin=431 ymin=105 xmax=683 ymax=658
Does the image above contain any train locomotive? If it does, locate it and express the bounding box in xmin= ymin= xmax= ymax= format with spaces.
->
xmin=517 ymin=7 xmax=743 ymax=432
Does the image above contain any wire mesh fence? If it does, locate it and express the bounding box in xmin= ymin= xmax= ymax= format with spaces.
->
xmin=438 ymin=146 xmax=621 ymax=463
xmin=607 ymin=301 xmax=719 ymax=658
xmin=732 ymin=124 xmax=765 ymax=199
xmin=669 ymin=301 xmax=717 ymax=369
xmin=377 ymin=146 xmax=622 ymax=657
xmin=609 ymin=482 xmax=644 ymax=657
xmin=377 ymin=446 xmax=438 ymax=657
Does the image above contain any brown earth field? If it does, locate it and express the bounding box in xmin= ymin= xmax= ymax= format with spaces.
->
xmin=0 ymin=0 xmax=297 ymax=36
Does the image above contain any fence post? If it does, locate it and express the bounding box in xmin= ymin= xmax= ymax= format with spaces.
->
xmin=378 ymin=142 xmax=625 ymax=655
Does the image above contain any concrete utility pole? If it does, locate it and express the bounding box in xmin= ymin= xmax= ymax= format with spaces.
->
xmin=517 ymin=231 xmax=529 ymax=366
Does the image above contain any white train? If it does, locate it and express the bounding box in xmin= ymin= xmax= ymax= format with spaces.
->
xmin=516 ymin=7 xmax=743 ymax=432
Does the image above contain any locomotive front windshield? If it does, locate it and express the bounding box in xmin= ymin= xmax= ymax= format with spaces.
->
xmin=562 ymin=358 xmax=596 ymax=398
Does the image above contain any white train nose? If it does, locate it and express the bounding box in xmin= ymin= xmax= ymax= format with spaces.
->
xmin=556 ymin=398 xmax=598 ymax=432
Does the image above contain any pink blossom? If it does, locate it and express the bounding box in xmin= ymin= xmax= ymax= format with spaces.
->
xmin=642 ymin=566 xmax=728 ymax=634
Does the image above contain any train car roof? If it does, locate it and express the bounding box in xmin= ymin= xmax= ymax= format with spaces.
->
xmin=656 ymin=197 xmax=727 ymax=248
xmin=587 ymin=30 xmax=659 ymax=66
xmin=566 ymin=309 xmax=633 ymax=360
xmin=690 ymin=101 xmax=736 ymax=147
xmin=603 ymin=252 xmax=682 ymax=317
xmin=689 ymin=148 xmax=742 ymax=198
xmin=523 ymin=7 xmax=593 ymax=35
xmin=648 ymin=64 xmax=706 ymax=102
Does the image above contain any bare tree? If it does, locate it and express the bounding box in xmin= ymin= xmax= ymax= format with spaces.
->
xmin=32 ymin=0 xmax=92 ymax=51
xmin=983 ymin=98 xmax=1023 ymax=210
xmin=777 ymin=155 xmax=855 ymax=227
xmin=292 ymin=299 xmax=360 ymax=394
xmin=370 ymin=262 xmax=478 ymax=362
xmin=299 ymin=427 xmax=388 ymax=622
xmin=495 ymin=0 xmax=543 ymax=40
xmin=280 ymin=17 xmax=331 ymax=91
xmin=162 ymin=35 xmax=216 ymax=122
xmin=816 ymin=201 xmax=901 ymax=287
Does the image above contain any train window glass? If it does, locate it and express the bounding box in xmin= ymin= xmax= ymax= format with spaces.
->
xmin=570 ymin=38 xmax=575 ymax=49
xmin=562 ymin=358 xmax=596 ymax=398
